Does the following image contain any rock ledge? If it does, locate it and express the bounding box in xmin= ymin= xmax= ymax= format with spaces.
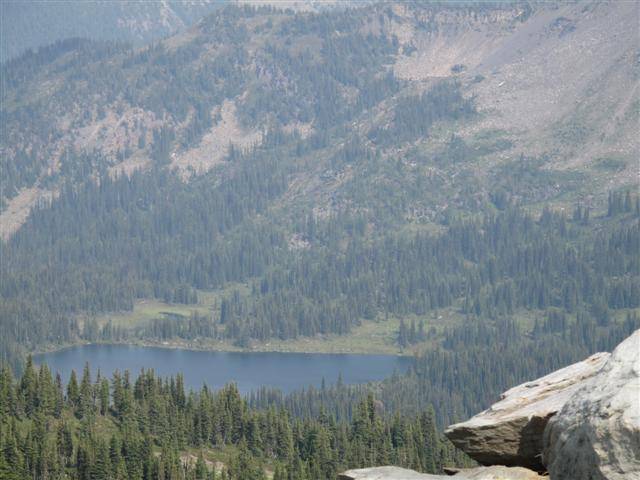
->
xmin=444 ymin=351 xmax=609 ymax=470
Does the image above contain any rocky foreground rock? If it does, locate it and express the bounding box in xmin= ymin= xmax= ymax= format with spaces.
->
xmin=543 ymin=329 xmax=640 ymax=480
xmin=339 ymin=467 xmax=434 ymax=479
xmin=339 ymin=465 xmax=544 ymax=479
xmin=444 ymin=351 xmax=610 ymax=470
xmin=340 ymin=329 xmax=640 ymax=480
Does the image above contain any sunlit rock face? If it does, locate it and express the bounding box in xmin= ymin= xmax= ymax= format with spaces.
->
xmin=343 ymin=331 xmax=640 ymax=480
xmin=543 ymin=329 xmax=640 ymax=480
xmin=444 ymin=352 xmax=609 ymax=470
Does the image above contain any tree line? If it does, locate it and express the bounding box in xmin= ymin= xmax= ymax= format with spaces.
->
xmin=0 ymin=359 xmax=468 ymax=480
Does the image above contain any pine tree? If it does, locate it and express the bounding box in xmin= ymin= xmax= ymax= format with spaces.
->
xmin=398 ymin=319 xmax=408 ymax=348
xmin=20 ymin=355 xmax=37 ymax=417
xmin=78 ymin=362 xmax=94 ymax=418
xmin=54 ymin=373 xmax=64 ymax=418
xmin=99 ymin=378 xmax=110 ymax=415
xmin=67 ymin=370 xmax=80 ymax=410
xmin=195 ymin=452 xmax=207 ymax=479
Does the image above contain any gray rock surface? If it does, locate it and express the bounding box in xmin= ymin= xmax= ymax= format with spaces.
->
xmin=339 ymin=466 xmax=442 ymax=479
xmin=452 ymin=466 xmax=545 ymax=479
xmin=343 ymin=331 xmax=640 ymax=480
xmin=543 ymin=329 xmax=640 ymax=480
xmin=444 ymin=351 xmax=609 ymax=470
xmin=339 ymin=465 xmax=544 ymax=479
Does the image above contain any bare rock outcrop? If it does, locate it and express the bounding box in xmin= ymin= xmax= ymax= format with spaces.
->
xmin=543 ymin=329 xmax=640 ymax=480
xmin=339 ymin=465 xmax=544 ymax=479
xmin=342 ymin=331 xmax=640 ymax=480
xmin=444 ymin=352 xmax=609 ymax=470
xmin=339 ymin=466 xmax=441 ymax=479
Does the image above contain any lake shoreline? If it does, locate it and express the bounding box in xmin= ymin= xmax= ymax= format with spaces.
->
xmin=32 ymin=336 xmax=414 ymax=358
xmin=34 ymin=344 xmax=414 ymax=394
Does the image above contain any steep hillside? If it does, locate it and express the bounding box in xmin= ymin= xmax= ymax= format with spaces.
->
xmin=0 ymin=1 xmax=638 ymax=370
xmin=396 ymin=1 xmax=638 ymax=183
xmin=1 ymin=1 xmax=637 ymax=237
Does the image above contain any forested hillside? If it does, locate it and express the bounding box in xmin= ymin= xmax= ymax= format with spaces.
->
xmin=0 ymin=5 xmax=638 ymax=476
xmin=0 ymin=360 xmax=469 ymax=479
xmin=2 ymin=1 xmax=636 ymax=228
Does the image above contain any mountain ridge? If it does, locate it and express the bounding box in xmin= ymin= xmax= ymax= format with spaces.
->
xmin=0 ymin=0 xmax=224 ymax=62
xmin=1 ymin=1 xmax=637 ymax=240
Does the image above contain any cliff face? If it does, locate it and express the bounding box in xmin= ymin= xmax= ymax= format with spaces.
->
xmin=342 ymin=330 xmax=640 ymax=480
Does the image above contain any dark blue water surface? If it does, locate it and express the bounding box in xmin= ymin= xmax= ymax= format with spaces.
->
xmin=35 ymin=344 xmax=413 ymax=394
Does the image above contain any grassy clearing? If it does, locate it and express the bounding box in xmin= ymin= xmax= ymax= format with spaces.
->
xmin=249 ymin=318 xmax=406 ymax=355
xmin=96 ymin=299 xmax=210 ymax=328
xmin=89 ymin=283 xmax=425 ymax=354
xmin=74 ymin=292 xmax=639 ymax=358
xmin=94 ymin=283 xmax=250 ymax=329
xmin=105 ymin=318 xmax=413 ymax=356
xmin=90 ymin=301 xmax=470 ymax=356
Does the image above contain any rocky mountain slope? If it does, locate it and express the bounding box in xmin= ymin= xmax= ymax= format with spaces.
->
xmin=1 ymin=0 xmax=637 ymax=239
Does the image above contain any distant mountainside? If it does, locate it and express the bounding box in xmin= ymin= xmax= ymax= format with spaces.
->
xmin=0 ymin=1 xmax=638 ymax=370
xmin=0 ymin=0 xmax=223 ymax=62
xmin=0 ymin=0 xmax=347 ymax=63
xmin=1 ymin=1 xmax=636 ymax=236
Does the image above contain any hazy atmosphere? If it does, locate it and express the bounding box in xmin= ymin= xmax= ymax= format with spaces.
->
xmin=0 ymin=1 xmax=638 ymax=479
